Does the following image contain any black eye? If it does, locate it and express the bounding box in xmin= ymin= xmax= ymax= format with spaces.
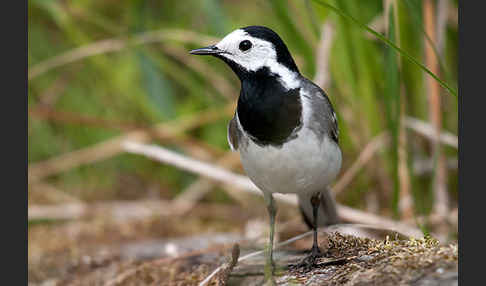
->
xmin=239 ymin=40 xmax=252 ymax=51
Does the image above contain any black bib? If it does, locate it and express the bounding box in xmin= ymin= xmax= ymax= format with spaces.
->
xmin=237 ymin=67 xmax=302 ymax=147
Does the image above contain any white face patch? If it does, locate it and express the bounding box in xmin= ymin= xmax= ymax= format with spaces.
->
xmin=215 ymin=29 xmax=300 ymax=90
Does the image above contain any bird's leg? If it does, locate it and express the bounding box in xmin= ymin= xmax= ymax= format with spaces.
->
xmin=290 ymin=192 xmax=322 ymax=270
xmin=310 ymin=192 xmax=322 ymax=258
xmin=263 ymin=193 xmax=277 ymax=284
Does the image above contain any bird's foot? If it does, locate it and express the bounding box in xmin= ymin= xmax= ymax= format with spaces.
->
xmin=288 ymin=246 xmax=324 ymax=272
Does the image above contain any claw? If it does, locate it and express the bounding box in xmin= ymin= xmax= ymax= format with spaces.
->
xmin=288 ymin=247 xmax=325 ymax=272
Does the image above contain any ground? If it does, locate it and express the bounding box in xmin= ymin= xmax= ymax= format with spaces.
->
xmin=28 ymin=203 xmax=457 ymax=286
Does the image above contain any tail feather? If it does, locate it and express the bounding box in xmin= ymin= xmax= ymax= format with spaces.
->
xmin=298 ymin=188 xmax=339 ymax=228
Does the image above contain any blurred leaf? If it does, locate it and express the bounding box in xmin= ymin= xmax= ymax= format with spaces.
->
xmin=332 ymin=1 xmax=383 ymax=136
xmin=202 ymin=0 xmax=230 ymax=35
xmin=147 ymin=48 xmax=205 ymax=98
xmin=137 ymin=51 xmax=176 ymax=120
xmin=402 ymin=0 xmax=456 ymax=92
xmin=30 ymin=0 xmax=69 ymax=27
xmin=383 ymin=4 xmax=401 ymax=217
xmin=269 ymin=0 xmax=315 ymax=75
xmin=304 ymin=0 xmax=321 ymax=37
xmin=129 ymin=0 xmax=175 ymax=119
xmin=395 ymin=0 xmax=427 ymax=118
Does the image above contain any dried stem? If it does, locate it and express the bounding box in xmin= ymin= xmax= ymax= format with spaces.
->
xmin=216 ymin=244 xmax=241 ymax=286
xmin=28 ymin=29 xmax=219 ymax=80
xmin=28 ymin=181 xmax=81 ymax=204
xmin=172 ymin=152 xmax=241 ymax=216
xmin=333 ymin=133 xmax=389 ymax=196
xmin=28 ymin=200 xmax=245 ymax=222
xmin=404 ymin=116 xmax=457 ymax=148
xmin=391 ymin=1 xmax=414 ymax=220
xmin=398 ymin=95 xmax=413 ymax=219
xmin=28 ymin=104 xmax=234 ymax=182
xmin=313 ymin=21 xmax=335 ymax=89
xmin=424 ymin=0 xmax=449 ymax=219
xmin=436 ymin=0 xmax=450 ymax=55
xmin=29 ymin=107 xmax=143 ymax=131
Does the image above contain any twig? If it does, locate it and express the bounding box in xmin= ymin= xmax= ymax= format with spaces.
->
xmin=390 ymin=3 xmax=414 ymax=220
xmin=413 ymin=156 xmax=457 ymax=176
xmin=30 ymin=106 xmax=225 ymax=160
xmin=123 ymin=141 xmax=262 ymax=195
xmin=216 ymin=244 xmax=240 ymax=286
xmin=424 ymin=0 xmax=449 ymax=219
xmin=29 ymin=131 xmax=149 ymax=182
xmin=27 ymin=196 xmax=423 ymax=240
xmin=28 ymin=181 xmax=81 ymax=204
xmin=172 ymin=152 xmax=241 ymax=216
xmin=27 ymin=199 xmax=253 ymax=222
xmin=28 ymin=29 xmax=219 ymax=80
xmin=37 ymin=72 xmax=73 ymax=107
xmin=436 ymin=0 xmax=450 ymax=56
xmin=404 ymin=116 xmax=458 ymax=148
xmin=336 ymin=205 xmax=423 ymax=239
xmin=28 ymin=104 xmax=234 ymax=182
xmin=398 ymin=93 xmax=414 ymax=219
xmin=28 ymin=200 xmax=173 ymax=221
xmin=332 ymin=133 xmax=389 ymax=195
xmin=172 ymin=180 xmax=217 ymax=214
xmin=198 ymin=231 xmax=315 ymax=286
xmin=28 ymin=107 xmax=143 ymax=131
xmin=313 ymin=21 xmax=334 ymax=89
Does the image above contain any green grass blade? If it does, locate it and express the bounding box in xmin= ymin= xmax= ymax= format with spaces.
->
xmin=270 ymin=0 xmax=315 ymax=75
xmin=384 ymin=4 xmax=401 ymax=217
xmin=201 ymin=0 xmax=230 ymax=35
xmin=304 ymin=0 xmax=321 ymax=38
xmin=137 ymin=51 xmax=176 ymax=120
xmin=401 ymin=0 xmax=456 ymax=92
xmin=309 ymin=0 xmax=457 ymax=98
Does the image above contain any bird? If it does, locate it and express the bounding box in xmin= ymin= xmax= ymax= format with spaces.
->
xmin=190 ymin=26 xmax=341 ymax=282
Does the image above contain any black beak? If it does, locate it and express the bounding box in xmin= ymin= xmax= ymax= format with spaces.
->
xmin=189 ymin=45 xmax=225 ymax=55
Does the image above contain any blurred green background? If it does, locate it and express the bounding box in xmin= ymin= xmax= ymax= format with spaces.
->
xmin=28 ymin=0 xmax=458 ymax=237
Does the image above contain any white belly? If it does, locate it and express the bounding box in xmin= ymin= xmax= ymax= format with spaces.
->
xmin=239 ymin=128 xmax=342 ymax=195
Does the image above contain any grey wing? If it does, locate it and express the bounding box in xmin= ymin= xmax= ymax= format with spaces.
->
xmin=302 ymin=78 xmax=339 ymax=144
xmin=227 ymin=115 xmax=241 ymax=151
xmin=298 ymin=187 xmax=339 ymax=228
xmin=329 ymin=108 xmax=339 ymax=144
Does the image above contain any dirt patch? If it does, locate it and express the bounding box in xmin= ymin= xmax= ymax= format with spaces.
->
xmin=280 ymin=232 xmax=458 ymax=286
xmin=29 ymin=202 xmax=457 ymax=286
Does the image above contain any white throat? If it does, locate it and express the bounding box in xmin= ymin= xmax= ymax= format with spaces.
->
xmin=215 ymin=29 xmax=300 ymax=90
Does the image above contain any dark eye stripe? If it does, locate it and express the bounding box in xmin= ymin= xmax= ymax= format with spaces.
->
xmin=239 ymin=40 xmax=252 ymax=51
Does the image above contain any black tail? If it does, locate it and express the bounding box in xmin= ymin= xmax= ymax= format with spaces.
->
xmin=298 ymin=187 xmax=339 ymax=228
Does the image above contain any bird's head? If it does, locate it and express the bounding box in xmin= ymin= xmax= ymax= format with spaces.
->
xmin=190 ymin=26 xmax=300 ymax=86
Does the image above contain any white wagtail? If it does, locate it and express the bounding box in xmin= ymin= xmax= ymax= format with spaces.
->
xmin=190 ymin=26 xmax=341 ymax=280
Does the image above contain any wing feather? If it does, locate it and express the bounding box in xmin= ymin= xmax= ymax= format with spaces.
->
xmin=227 ymin=115 xmax=240 ymax=151
xmin=301 ymin=78 xmax=339 ymax=144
